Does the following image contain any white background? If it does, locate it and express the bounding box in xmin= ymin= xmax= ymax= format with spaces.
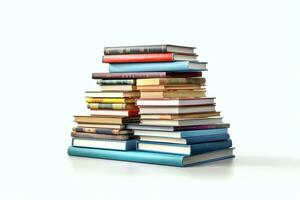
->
xmin=0 ymin=0 xmax=299 ymax=199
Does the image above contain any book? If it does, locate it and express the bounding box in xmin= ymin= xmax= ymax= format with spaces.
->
xmin=85 ymin=91 xmax=140 ymax=98
xmin=87 ymin=103 xmax=137 ymax=110
xmin=127 ymin=123 xmax=230 ymax=132
xmin=137 ymin=139 xmax=232 ymax=155
xmin=104 ymin=44 xmax=195 ymax=55
xmin=140 ymin=112 xmax=220 ymax=120
xmin=109 ymin=61 xmax=207 ymax=73
xmin=74 ymin=116 xmax=139 ymax=125
xmin=86 ymin=98 xmax=135 ymax=104
xmin=140 ymin=118 xmax=223 ymax=126
xmin=96 ymin=79 xmax=135 ymax=85
xmin=92 ymin=72 xmax=202 ymax=79
xmin=72 ymin=138 xmax=137 ymax=150
xmin=71 ymin=131 xmax=134 ymax=140
xmin=134 ymin=128 xmax=228 ymax=138
xmin=73 ymin=127 xmax=132 ymax=135
xmin=136 ymin=78 xmax=205 ymax=86
xmin=141 ymin=90 xmax=206 ymax=99
xmin=139 ymin=105 xmax=215 ymax=114
xmin=77 ymin=123 xmax=125 ymax=129
xmin=103 ymin=53 xmax=198 ymax=63
xmin=99 ymin=85 xmax=136 ymax=91
xmin=139 ymin=133 xmax=230 ymax=145
xmin=68 ymin=146 xmax=234 ymax=167
xmin=137 ymin=98 xmax=215 ymax=106
xmin=137 ymin=84 xmax=204 ymax=91
xmin=90 ymin=109 xmax=139 ymax=117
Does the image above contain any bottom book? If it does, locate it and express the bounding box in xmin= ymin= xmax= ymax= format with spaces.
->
xmin=68 ymin=147 xmax=234 ymax=167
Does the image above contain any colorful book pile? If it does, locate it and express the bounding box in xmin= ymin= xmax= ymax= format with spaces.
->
xmin=68 ymin=44 xmax=235 ymax=167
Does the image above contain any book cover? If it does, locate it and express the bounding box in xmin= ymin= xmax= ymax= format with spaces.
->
xmin=71 ymin=131 xmax=134 ymax=140
xmin=97 ymin=79 xmax=136 ymax=85
xmin=109 ymin=61 xmax=207 ymax=73
xmin=86 ymin=98 xmax=135 ymax=104
xmin=72 ymin=138 xmax=137 ymax=150
xmin=68 ymin=146 xmax=234 ymax=167
xmin=73 ymin=127 xmax=132 ymax=135
xmin=87 ymin=103 xmax=136 ymax=110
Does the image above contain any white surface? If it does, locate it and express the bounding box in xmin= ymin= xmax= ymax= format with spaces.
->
xmin=0 ymin=0 xmax=300 ymax=199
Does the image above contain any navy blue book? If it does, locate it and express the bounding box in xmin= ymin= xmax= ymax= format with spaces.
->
xmin=139 ymin=133 xmax=230 ymax=145
xmin=137 ymin=139 xmax=232 ymax=155
xmin=68 ymin=146 xmax=234 ymax=167
xmin=109 ymin=61 xmax=207 ymax=73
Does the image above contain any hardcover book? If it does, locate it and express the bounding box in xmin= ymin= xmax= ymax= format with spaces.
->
xmin=137 ymin=98 xmax=215 ymax=106
xmin=137 ymin=139 xmax=232 ymax=155
xmin=92 ymin=72 xmax=202 ymax=79
xmin=86 ymin=98 xmax=135 ymax=104
xmin=68 ymin=147 xmax=234 ymax=167
xmin=87 ymin=103 xmax=137 ymax=110
xmin=73 ymin=127 xmax=132 ymax=135
xmin=97 ymin=79 xmax=136 ymax=85
xmin=74 ymin=116 xmax=139 ymax=125
xmin=136 ymin=77 xmax=205 ymax=86
xmin=140 ymin=90 xmax=206 ymax=99
xmin=140 ymin=112 xmax=220 ymax=120
xmin=103 ymin=53 xmax=198 ymax=63
xmin=72 ymin=138 xmax=137 ymax=150
xmin=85 ymin=91 xmax=140 ymax=98
xmin=71 ymin=131 xmax=134 ymax=140
xmin=104 ymin=44 xmax=195 ymax=55
xmin=109 ymin=61 xmax=207 ymax=73
xmin=140 ymin=117 xmax=223 ymax=126
xmin=90 ymin=109 xmax=139 ymax=117
xmin=139 ymin=105 xmax=215 ymax=114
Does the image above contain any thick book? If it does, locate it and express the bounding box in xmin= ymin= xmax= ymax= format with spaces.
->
xmin=68 ymin=147 xmax=234 ymax=167
xmin=133 ymin=128 xmax=228 ymax=138
xmin=73 ymin=127 xmax=132 ymax=135
xmin=140 ymin=90 xmax=206 ymax=99
xmin=140 ymin=117 xmax=223 ymax=126
xmin=77 ymin=123 xmax=125 ymax=129
xmin=137 ymin=98 xmax=215 ymax=106
xmin=139 ymin=133 xmax=230 ymax=145
xmin=137 ymin=84 xmax=204 ymax=91
xmin=85 ymin=91 xmax=140 ymax=98
xmin=74 ymin=116 xmax=139 ymax=125
xmin=72 ymin=138 xmax=137 ymax=150
xmin=126 ymin=123 xmax=230 ymax=132
xmin=103 ymin=53 xmax=198 ymax=63
xmin=136 ymin=77 xmax=205 ymax=86
xmin=71 ymin=131 xmax=134 ymax=140
xmin=97 ymin=79 xmax=135 ymax=85
xmin=137 ymin=139 xmax=232 ymax=155
xmin=109 ymin=61 xmax=207 ymax=73
xmin=139 ymin=105 xmax=215 ymax=114
xmin=92 ymin=72 xmax=202 ymax=79
xmin=87 ymin=103 xmax=137 ymax=110
xmin=90 ymin=109 xmax=139 ymax=117
xmin=104 ymin=44 xmax=195 ymax=55
xmin=86 ymin=98 xmax=135 ymax=104
xmin=140 ymin=112 xmax=220 ymax=120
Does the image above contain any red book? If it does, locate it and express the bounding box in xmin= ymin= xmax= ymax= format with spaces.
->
xmin=92 ymin=72 xmax=202 ymax=79
xmin=102 ymin=53 xmax=197 ymax=63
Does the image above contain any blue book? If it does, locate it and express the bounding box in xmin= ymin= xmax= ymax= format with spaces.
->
xmin=137 ymin=139 xmax=232 ymax=155
xmin=68 ymin=146 xmax=234 ymax=167
xmin=139 ymin=133 xmax=230 ymax=145
xmin=134 ymin=128 xmax=228 ymax=138
xmin=109 ymin=61 xmax=207 ymax=73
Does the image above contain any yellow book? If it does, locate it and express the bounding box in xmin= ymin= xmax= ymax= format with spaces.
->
xmin=85 ymin=98 xmax=135 ymax=103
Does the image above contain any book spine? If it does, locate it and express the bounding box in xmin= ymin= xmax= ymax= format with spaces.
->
xmin=87 ymin=103 xmax=135 ymax=110
xmin=92 ymin=72 xmax=167 ymax=79
xmin=102 ymin=53 xmax=174 ymax=63
xmin=73 ymin=127 xmax=119 ymax=134
xmin=104 ymin=45 xmax=167 ymax=55
xmin=190 ymin=140 xmax=232 ymax=155
xmin=71 ymin=131 xmax=131 ymax=140
xmin=68 ymin=146 xmax=184 ymax=166
xmin=180 ymin=128 xmax=228 ymax=138
xmin=109 ymin=62 xmax=195 ymax=73
xmin=97 ymin=79 xmax=136 ymax=85
xmin=86 ymin=98 xmax=134 ymax=103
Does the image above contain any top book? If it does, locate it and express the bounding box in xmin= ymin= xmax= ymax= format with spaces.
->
xmin=104 ymin=44 xmax=195 ymax=55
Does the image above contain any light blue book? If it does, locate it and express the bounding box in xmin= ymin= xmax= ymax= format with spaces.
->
xmin=68 ymin=146 xmax=234 ymax=167
xmin=109 ymin=61 xmax=207 ymax=73
xmin=134 ymin=128 xmax=228 ymax=138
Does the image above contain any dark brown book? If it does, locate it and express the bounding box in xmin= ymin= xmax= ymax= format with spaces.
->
xmin=71 ymin=131 xmax=135 ymax=140
xmin=92 ymin=72 xmax=202 ymax=79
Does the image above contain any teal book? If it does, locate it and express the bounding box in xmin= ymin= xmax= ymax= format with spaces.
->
xmin=68 ymin=146 xmax=234 ymax=167
xmin=109 ymin=61 xmax=207 ymax=73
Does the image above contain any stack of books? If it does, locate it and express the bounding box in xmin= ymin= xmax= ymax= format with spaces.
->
xmin=68 ymin=44 xmax=234 ymax=167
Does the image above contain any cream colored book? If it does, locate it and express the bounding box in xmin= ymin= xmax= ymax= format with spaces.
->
xmin=140 ymin=90 xmax=206 ymax=98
